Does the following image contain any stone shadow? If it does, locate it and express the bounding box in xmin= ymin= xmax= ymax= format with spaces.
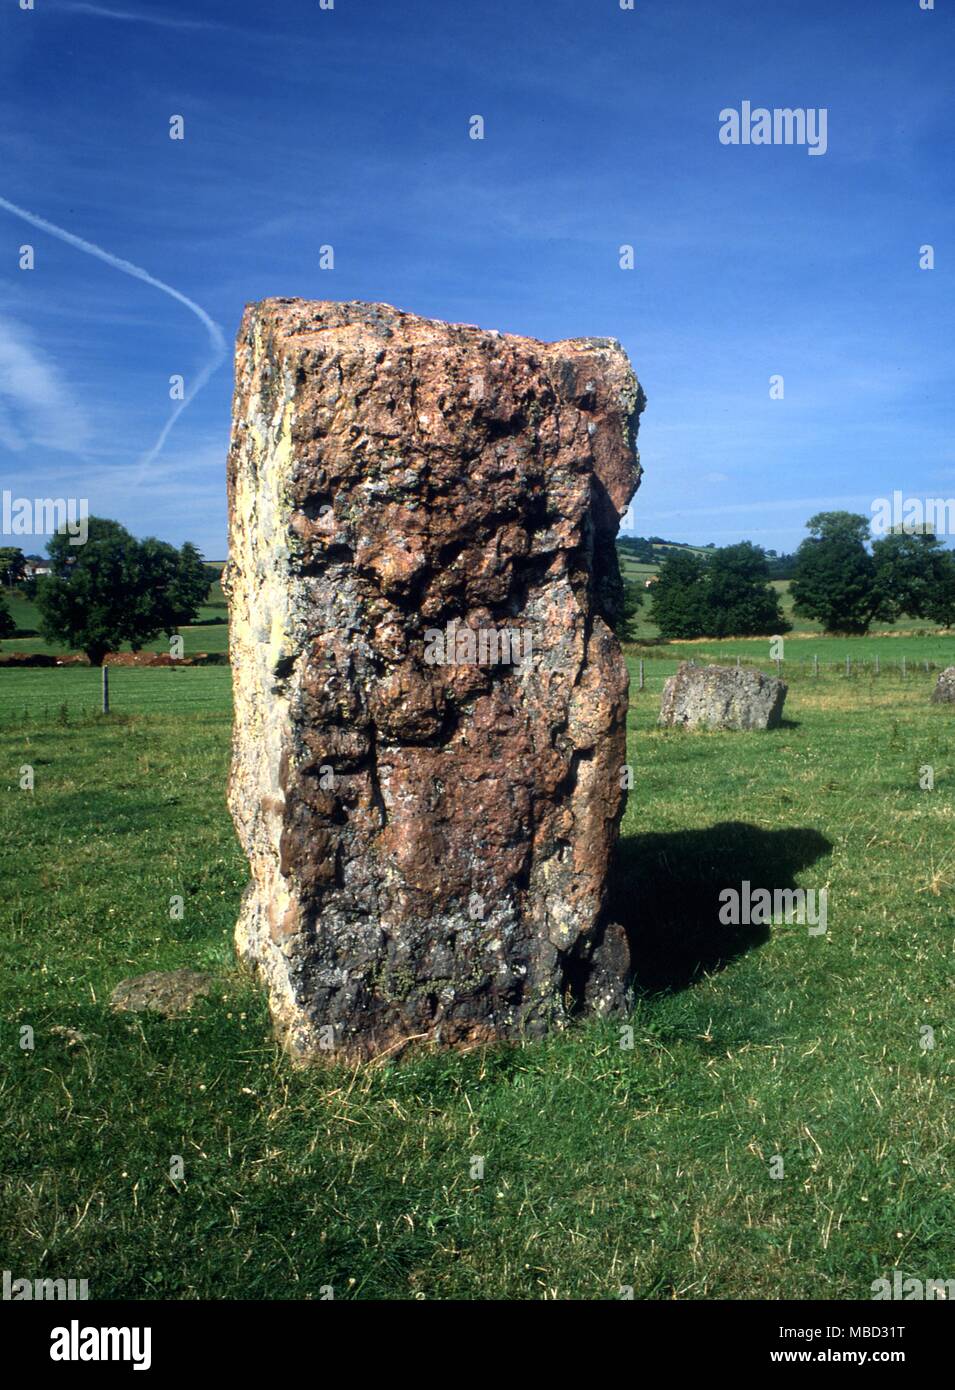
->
xmin=609 ymin=820 xmax=833 ymax=994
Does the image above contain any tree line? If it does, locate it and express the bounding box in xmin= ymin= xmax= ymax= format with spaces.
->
xmin=614 ymin=511 xmax=955 ymax=640
xmin=4 ymin=509 xmax=952 ymax=658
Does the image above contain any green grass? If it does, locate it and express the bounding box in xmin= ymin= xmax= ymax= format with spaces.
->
xmin=0 ymin=666 xmax=234 ymax=722
xmin=0 ymin=656 xmax=952 ymax=1299
xmin=633 ymin=631 xmax=955 ymax=670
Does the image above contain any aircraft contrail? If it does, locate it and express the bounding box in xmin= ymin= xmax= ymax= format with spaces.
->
xmin=0 ymin=192 xmax=227 ymax=481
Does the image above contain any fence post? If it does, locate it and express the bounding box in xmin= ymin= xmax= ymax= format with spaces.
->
xmin=845 ymin=655 xmax=851 ymax=677
xmin=102 ymin=664 xmax=109 ymax=715
xmin=639 ymin=658 xmax=644 ymax=691
xmin=902 ymin=656 xmax=906 ymax=679
xmin=875 ymin=654 xmax=880 ymax=676
xmin=813 ymin=654 xmax=818 ymax=679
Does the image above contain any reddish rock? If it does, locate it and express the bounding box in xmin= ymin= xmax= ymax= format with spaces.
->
xmin=100 ymin=651 xmax=212 ymax=667
xmin=225 ymin=299 xmax=645 ymax=1060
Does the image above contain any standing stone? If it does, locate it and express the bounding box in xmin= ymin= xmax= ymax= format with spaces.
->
xmin=225 ymin=299 xmax=645 ymax=1059
xmin=931 ymin=667 xmax=955 ymax=703
xmin=659 ymin=660 xmax=787 ymax=731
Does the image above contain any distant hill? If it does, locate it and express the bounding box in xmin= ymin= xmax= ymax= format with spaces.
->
xmin=617 ymin=536 xmax=795 ymax=579
xmin=617 ymin=536 xmax=714 ymax=563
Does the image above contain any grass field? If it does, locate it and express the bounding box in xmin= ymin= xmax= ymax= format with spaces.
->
xmin=0 ymin=655 xmax=952 ymax=1299
xmin=637 ymin=633 xmax=955 ymax=670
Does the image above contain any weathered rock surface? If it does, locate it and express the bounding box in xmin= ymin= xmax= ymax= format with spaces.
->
xmin=225 ymin=299 xmax=645 ymax=1060
xmin=110 ymin=969 xmax=214 ymax=1016
xmin=931 ymin=667 xmax=955 ymax=703
xmin=659 ymin=661 xmax=787 ymax=731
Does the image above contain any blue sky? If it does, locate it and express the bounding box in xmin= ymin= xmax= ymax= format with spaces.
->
xmin=0 ymin=0 xmax=951 ymax=559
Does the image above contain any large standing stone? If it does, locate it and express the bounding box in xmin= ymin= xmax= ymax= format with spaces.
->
xmin=659 ymin=661 xmax=787 ymax=731
xmin=931 ymin=667 xmax=955 ymax=703
xmin=225 ymin=299 xmax=645 ymax=1059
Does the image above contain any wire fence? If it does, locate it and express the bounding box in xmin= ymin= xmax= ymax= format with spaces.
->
xmin=628 ymin=653 xmax=951 ymax=696
xmin=0 ymin=652 xmax=949 ymax=727
xmin=0 ymin=665 xmax=234 ymax=725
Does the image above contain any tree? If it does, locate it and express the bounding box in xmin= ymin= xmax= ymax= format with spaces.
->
xmin=0 ymin=547 xmax=26 ymax=588
xmin=925 ymin=556 xmax=955 ymax=628
xmin=36 ymin=517 xmax=211 ymax=665
xmin=791 ymin=513 xmax=955 ymax=633
xmin=609 ymin=552 xmax=644 ymax=641
xmin=872 ymin=529 xmax=955 ymax=628
xmin=611 ymin=575 xmax=642 ymax=639
xmin=0 ymin=593 xmax=15 ymax=639
xmin=124 ymin=538 xmax=210 ymax=647
xmin=167 ymin=542 xmax=212 ymax=629
xmin=790 ymin=512 xmax=887 ymax=635
xmin=704 ymin=542 xmax=787 ymax=638
xmin=650 ymin=544 xmax=787 ymax=639
xmin=650 ymin=550 xmax=709 ymax=638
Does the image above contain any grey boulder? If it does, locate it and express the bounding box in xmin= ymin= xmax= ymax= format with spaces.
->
xmin=659 ymin=661 xmax=787 ymax=731
xmin=931 ymin=667 xmax=955 ymax=703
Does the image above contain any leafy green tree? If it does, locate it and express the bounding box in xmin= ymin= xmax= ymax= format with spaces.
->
xmin=38 ymin=518 xmax=141 ymax=664
xmin=872 ymin=530 xmax=955 ymax=628
xmin=650 ymin=550 xmax=709 ymax=638
xmin=0 ymin=547 xmax=26 ymax=588
xmin=0 ymin=593 xmax=15 ymax=639
xmin=790 ymin=512 xmax=887 ymax=635
xmin=620 ymin=575 xmax=644 ymax=641
xmin=650 ymin=544 xmax=787 ymax=639
xmin=704 ymin=542 xmax=787 ymax=638
xmin=124 ymin=539 xmax=210 ymax=647
xmin=167 ymin=542 xmax=212 ymax=628
xmin=608 ymin=550 xmax=645 ymax=642
xmin=37 ymin=517 xmax=211 ymax=665
xmin=128 ymin=538 xmax=182 ymax=649
xmin=925 ymin=555 xmax=955 ymax=628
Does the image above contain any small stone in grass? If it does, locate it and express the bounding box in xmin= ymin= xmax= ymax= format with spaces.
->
xmin=110 ymin=969 xmax=214 ymax=1017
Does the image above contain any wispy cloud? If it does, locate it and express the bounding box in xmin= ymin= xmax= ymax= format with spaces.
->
xmin=637 ymin=494 xmax=875 ymax=523
xmin=0 ymin=317 xmax=91 ymax=456
xmin=55 ymin=2 xmax=230 ymax=32
xmin=0 ymin=194 xmax=227 ymax=481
